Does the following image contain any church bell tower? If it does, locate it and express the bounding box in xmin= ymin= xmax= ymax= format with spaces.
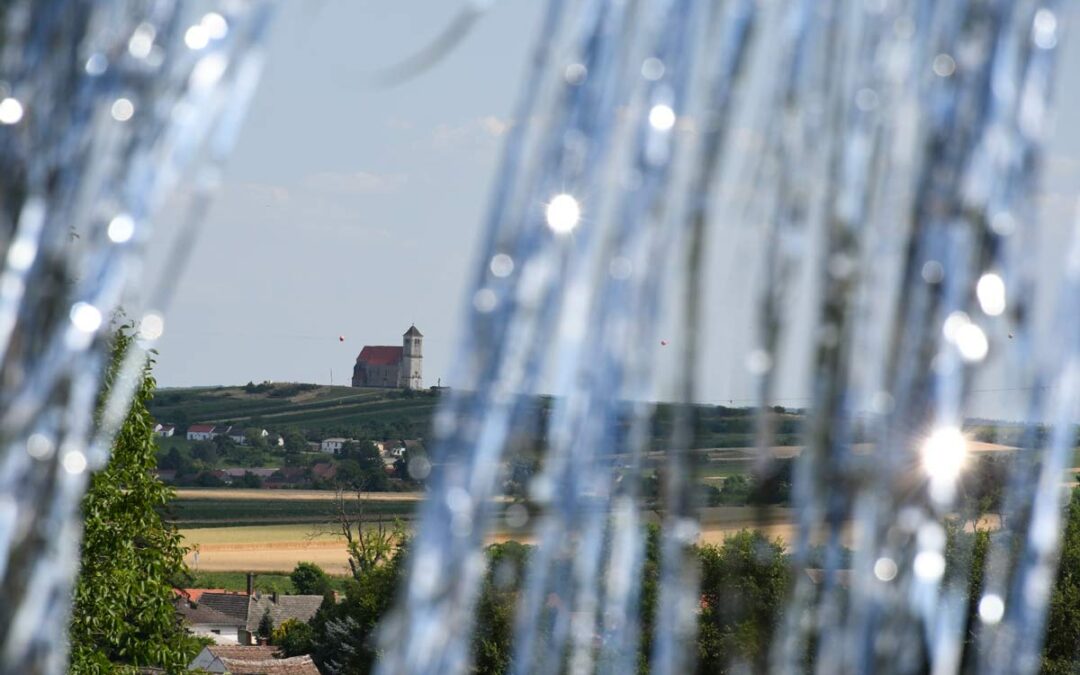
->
xmin=401 ymin=325 xmax=423 ymax=390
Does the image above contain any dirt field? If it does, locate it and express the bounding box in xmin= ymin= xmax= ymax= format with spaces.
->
xmin=180 ymin=509 xmax=1010 ymax=574
xmin=180 ymin=507 xmax=826 ymax=573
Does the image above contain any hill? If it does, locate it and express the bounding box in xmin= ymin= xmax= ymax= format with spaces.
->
xmin=148 ymin=382 xmax=810 ymax=450
xmin=149 ymin=383 xmax=441 ymax=440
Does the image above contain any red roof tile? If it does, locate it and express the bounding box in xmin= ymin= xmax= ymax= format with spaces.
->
xmin=188 ymin=424 xmax=215 ymax=433
xmin=356 ymin=346 xmax=402 ymax=366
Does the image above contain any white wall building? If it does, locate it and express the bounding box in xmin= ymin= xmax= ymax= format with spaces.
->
xmin=320 ymin=437 xmax=351 ymax=454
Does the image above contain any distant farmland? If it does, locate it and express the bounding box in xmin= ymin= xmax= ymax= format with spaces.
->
xmin=149 ymin=383 xmax=440 ymax=439
xmin=167 ymin=489 xmax=420 ymax=528
xmin=148 ymin=382 xmax=801 ymax=448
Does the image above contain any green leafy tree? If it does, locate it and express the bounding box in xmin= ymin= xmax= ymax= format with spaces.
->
xmin=291 ymin=562 xmax=332 ymax=595
xmin=1042 ymin=488 xmax=1080 ymax=673
xmin=239 ymin=471 xmax=263 ymax=488
xmin=310 ymin=542 xmax=407 ymax=673
xmin=158 ymin=446 xmax=194 ymax=475
xmin=258 ymin=608 xmax=274 ymax=640
xmin=245 ymin=427 xmax=269 ymax=451
xmin=283 ymin=430 xmax=309 ymax=454
xmin=190 ymin=441 xmax=218 ymax=466
xmin=68 ymin=327 xmax=201 ymax=672
xmin=473 ymin=542 xmax=530 ymax=674
xmin=697 ymin=530 xmax=791 ymax=674
xmin=272 ymin=619 xmax=315 ymax=657
xmin=336 ymin=442 xmax=390 ymax=492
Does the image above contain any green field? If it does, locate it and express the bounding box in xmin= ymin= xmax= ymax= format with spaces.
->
xmin=149 ymin=382 xmax=800 ymax=449
xmin=150 ymin=383 xmax=440 ymax=439
xmin=188 ymin=570 xmax=351 ymax=594
xmin=168 ymin=496 xmax=418 ymax=528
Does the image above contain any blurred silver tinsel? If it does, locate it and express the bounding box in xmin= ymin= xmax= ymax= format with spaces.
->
xmin=0 ymin=1 xmax=1077 ymax=675
xmin=376 ymin=1 xmax=1078 ymax=675
xmin=0 ymin=1 xmax=270 ymax=671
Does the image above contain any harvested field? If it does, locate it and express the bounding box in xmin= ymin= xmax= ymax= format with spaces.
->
xmin=183 ymin=524 xmax=354 ymax=573
xmin=180 ymin=508 xmax=820 ymax=573
xmin=179 ymin=506 xmax=1020 ymax=574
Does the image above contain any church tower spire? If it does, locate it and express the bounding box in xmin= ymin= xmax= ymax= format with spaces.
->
xmin=401 ymin=325 xmax=423 ymax=390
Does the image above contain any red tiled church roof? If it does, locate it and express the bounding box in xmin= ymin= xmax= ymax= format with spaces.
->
xmin=356 ymin=346 xmax=402 ymax=366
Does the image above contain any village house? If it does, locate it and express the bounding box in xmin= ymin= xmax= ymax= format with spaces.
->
xmin=188 ymin=645 xmax=320 ymax=674
xmin=319 ymin=437 xmax=351 ymax=454
xmin=186 ymin=424 xmax=215 ymax=441
xmin=351 ymin=325 xmax=423 ymax=389
xmin=176 ymin=578 xmax=323 ymax=647
xmin=176 ymin=589 xmax=248 ymax=644
xmin=153 ymin=423 xmax=175 ymax=437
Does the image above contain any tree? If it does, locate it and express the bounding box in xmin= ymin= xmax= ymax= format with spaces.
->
xmin=158 ymin=446 xmax=194 ymax=475
xmin=336 ymin=441 xmax=389 ymax=492
xmin=245 ymin=427 xmax=269 ymax=451
xmin=473 ymin=542 xmax=530 ymax=674
xmin=1042 ymin=488 xmax=1080 ymax=673
xmin=239 ymin=471 xmax=263 ymax=488
xmin=190 ymin=441 xmax=218 ymax=466
xmin=68 ymin=327 xmax=201 ymax=672
xmin=291 ymin=562 xmax=332 ymax=595
xmin=310 ymin=509 xmax=407 ymax=673
xmin=258 ymin=608 xmax=274 ymax=640
xmin=283 ymin=430 xmax=309 ymax=454
xmin=273 ymin=619 xmax=315 ymax=657
xmin=697 ymin=530 xmax=791 ymax=674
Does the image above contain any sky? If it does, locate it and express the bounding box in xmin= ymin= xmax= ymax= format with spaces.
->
xmin=150 ymin=2 xmax=1080 ymax=421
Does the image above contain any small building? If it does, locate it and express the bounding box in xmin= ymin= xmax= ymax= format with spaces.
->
xmin=187 ymin=424 xmax=215 ymax=441
xmin=177 ymin=592 xmax=250 ymax=645
xmin=178 ymin=589 xmax=323 ymax=648
xmin=154 ymin=423 xmax=175 ymax=438
xmin=320 ymin=438 xmax=351 ymax=454
xmin=229 ymin=428 xmax=247 ymax=445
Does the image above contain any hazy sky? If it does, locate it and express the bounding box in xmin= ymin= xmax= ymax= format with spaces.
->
xmin=151 ymin=2 xmax=1080 ymax=420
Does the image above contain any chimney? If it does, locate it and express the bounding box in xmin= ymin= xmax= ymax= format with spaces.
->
xmin=272 ymin=591 xmax=278 ymax=603
xmin=246 ymin=572 xmax=254 ymax=597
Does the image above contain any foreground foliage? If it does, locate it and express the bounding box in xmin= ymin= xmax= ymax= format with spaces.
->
xmin=69 ymin=328 xmax=202 ymax=672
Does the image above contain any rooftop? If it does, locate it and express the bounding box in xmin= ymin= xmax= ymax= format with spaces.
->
xmin=218 ymin=655 xmax=320 ymax=675
xmin=356 ymin=345 xmax=403 ymax=366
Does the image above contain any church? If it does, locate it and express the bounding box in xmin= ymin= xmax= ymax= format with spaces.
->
xmin=351 ymin=325 xmax=424 ymax=389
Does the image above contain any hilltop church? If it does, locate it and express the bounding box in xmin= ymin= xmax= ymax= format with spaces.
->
xmin=351 ymin=325 xmax=423 ymax=390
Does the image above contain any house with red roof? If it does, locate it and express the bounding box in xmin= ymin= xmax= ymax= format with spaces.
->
xmin=187 ymin=424 xmax=216 ymax=441
xmin=351 ymin=325 xmax=424 ymax=390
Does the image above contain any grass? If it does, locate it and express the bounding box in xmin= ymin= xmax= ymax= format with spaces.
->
xmin=169 ymin=497 xmax=417 ymax=528
xmin=188 ymin=570 xmax=351 ymax=594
